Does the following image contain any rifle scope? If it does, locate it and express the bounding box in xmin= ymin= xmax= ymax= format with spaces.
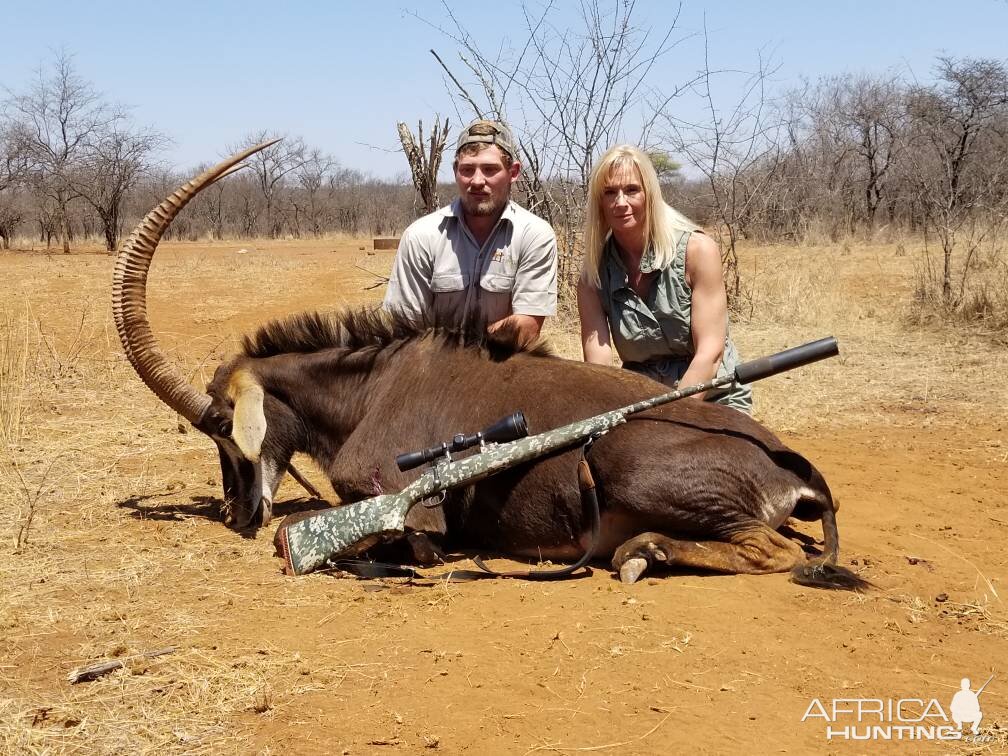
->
xmin=395 ymin=411 xmax=529 ymax=472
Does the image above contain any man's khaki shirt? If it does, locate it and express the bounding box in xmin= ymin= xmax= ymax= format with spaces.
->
xmin=383 ymin=199 xmax=557 ymax=325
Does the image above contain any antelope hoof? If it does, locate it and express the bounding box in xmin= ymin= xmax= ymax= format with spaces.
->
xmin=619 ymin=557 xmax=649 ymax=584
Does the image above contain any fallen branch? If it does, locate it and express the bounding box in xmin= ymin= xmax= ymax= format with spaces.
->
xmin=355 ymin=264 xmax=390 ymax=291
xmin=68 ymin=646 xmax=176 ymax=684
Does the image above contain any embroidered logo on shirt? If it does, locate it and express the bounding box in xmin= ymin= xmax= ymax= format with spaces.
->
xmin=491 ymin=247 xmax=506 ymax=263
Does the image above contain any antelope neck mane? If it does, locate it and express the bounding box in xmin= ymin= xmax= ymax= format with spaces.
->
xmin=241 ymin=307 xmax=554 ymax=362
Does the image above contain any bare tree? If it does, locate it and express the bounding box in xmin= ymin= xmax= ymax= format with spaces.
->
xmin=232 ymin=132 xmax=308 ymax=238
xmin=5 ymin=51 xmax=118 ymax=253
xmin=397 ymin=116 xmax=450 ymax=215
xmin=906 ymin=56 xmax=1008 ymax=307
xmin=72 ymin=125 xmax=168 ymax=251
xmin=0 ymin=201 xmax=24 ymax=249
xmin=0 ymin=127 xmax=28 ymax=248
xmin=840 ymin=75 xmax=904 ymax=228
xmin=660 ymin=38 xmax=782 ymax=309
xmin=0 ymin=128 xmax=26 ymax=193
xmin=328 ymin=166 xmax=365 ymax=233
xmin=232 ymin=176 xmax=262 ymax=238
xmin=32 ymin=189 xmax=59 ymax=246
xmin=800 ymin=74 xmax=905 ymax=230
xmin=292 ymin=148 xmax=338 ymax=237
xmin=187 ymin=161 xmax=229 ymax=240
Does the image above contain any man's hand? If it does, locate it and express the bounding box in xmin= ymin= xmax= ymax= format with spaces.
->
xmin=488 ymin=314 xmax=545 ymax=348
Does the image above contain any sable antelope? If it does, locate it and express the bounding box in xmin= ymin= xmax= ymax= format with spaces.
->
xmin=113 ymin=143 xmax=867 ymax=588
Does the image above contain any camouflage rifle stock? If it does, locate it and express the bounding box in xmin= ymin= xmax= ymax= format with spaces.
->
xmin=274 ymin=337 xmax=839 ymax=576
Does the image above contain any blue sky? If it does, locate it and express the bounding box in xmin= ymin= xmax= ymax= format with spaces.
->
xmin=3 ymin=1 xmax=1007 ymax=179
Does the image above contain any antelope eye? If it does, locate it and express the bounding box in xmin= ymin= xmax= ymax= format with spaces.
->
xmin=218 ymin=419 xmax=233 ymax=437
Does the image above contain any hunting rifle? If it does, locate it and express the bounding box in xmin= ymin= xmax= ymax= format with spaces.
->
xmin=274 ymin=337 xmax=840 ymax=576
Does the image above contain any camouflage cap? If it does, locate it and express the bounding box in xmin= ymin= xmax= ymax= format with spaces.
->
xmin=456 ymin=119 xmax=517 ymax=159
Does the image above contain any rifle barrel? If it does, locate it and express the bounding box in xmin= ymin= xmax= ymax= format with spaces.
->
xmin=615 ymin=336 xmax=839 ymax=420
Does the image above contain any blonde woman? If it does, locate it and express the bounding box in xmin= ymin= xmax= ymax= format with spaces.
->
xmin=577 ymin=145 xmax=752 ymax=413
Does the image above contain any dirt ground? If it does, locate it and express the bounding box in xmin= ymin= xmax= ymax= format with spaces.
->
xmin=1 ymin=235 xmax=1006 ymax=755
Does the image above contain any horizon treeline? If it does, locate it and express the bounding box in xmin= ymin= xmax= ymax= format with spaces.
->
xmin=2 ymin=51 xmax=1006 ymax=316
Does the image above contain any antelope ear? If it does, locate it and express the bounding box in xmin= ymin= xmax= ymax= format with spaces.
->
xmin=227 ymin=370 xmax=267 ymax=462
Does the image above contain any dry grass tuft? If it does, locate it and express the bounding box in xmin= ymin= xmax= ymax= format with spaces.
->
xmin=889 ymin=593 xmax=1008 ymax=640
xmin=910 ymin=249 xmax=1008 ymax=337
xmin=0 ymin=307 xmax=30 ymax=448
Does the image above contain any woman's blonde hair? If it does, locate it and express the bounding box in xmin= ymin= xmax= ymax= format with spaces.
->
xmin=580 ymin=144 xmax=697 ymax=288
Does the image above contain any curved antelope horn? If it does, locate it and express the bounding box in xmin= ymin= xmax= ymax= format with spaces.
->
xmin=112 ymin=139 xmax=281 ymax=427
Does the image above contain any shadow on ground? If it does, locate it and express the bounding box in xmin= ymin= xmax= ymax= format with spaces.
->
xmin=116 ymin=493 xmax=330 ymax=539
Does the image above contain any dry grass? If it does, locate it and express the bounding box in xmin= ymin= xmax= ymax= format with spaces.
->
xmin=738 ymin=241 xmax=1006 ymax=434
xmin=2 ymin=647 xmax=294 ymax=754
xmin=888 ymin=593 xmax=1008 ymax=639
xmin=0 ymin=308 xmax=30 ymax=448
xmin=911 ymin=241 xmax=1008 ymax=335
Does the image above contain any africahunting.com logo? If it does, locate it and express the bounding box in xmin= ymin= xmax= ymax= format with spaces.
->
xmin=801 ymin=673 xmax=1002 ymax=742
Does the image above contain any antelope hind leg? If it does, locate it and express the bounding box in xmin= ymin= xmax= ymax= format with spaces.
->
xmin=612 ymin=525 xmax=806 ymax=584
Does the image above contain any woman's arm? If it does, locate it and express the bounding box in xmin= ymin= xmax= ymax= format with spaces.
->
xmin=681 ymin=232 xmax=728 ymax=398
xmin=577 ymin=277 xmax=613 ymax=365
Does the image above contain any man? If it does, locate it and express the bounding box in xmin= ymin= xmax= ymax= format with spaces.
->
xmin=384 ymin=119 xmax=558 ymax=344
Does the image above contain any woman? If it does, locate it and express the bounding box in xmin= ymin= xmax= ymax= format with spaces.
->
xmin=577 ymin=145 xmax=752 ymax=413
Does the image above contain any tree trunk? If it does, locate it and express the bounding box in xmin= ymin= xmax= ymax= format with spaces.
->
xmin=102 ymin=212 xmax=118 ymax=252
xmin=942 ymin=235 xmax=953 ymax=305
xmin=58 ymin=193 xmax=71 ymax=253
xmin=397 ymin=119 xmax=449 ymax=215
